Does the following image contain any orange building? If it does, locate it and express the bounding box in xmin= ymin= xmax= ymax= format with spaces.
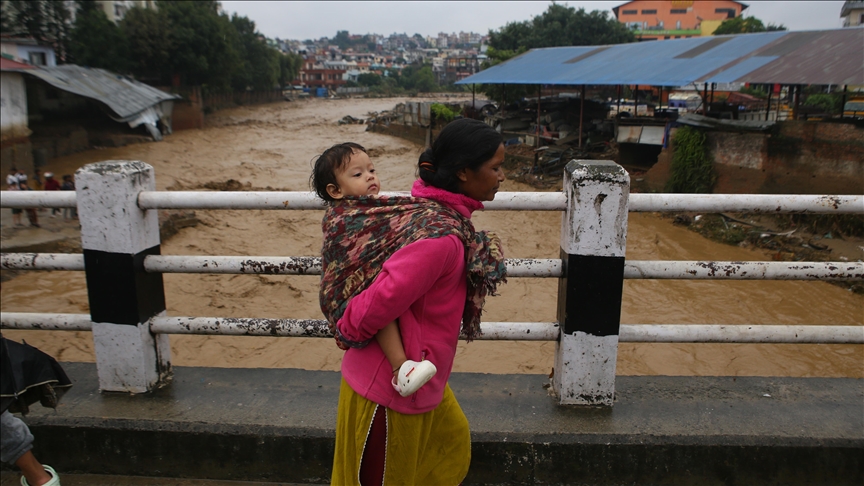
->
xmin=612 ymin=0 xmax=748 ymax=41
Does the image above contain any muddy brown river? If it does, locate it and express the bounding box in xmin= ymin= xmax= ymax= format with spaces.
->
xmin=1 ymin=97 xmax=861 ymax=377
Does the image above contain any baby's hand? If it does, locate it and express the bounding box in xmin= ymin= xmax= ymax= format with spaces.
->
xmin=329 ymin=322 xmax=350 ymax=351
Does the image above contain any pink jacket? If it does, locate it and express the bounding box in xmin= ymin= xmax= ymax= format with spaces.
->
xmin=337 ymin=180 xmax=482 ymax=414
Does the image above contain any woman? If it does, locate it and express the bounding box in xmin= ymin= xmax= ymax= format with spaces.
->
xmin=326 ymin=118 xmax=507 ymax=485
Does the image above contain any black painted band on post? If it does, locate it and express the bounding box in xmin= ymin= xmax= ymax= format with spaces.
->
xmin=84 ymin=245 xmax=165 ymax=325
xmin=557 ymin=250 xmax=625 ymax=337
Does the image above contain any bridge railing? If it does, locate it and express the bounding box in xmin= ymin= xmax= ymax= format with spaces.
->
xmin=1 ymin=160 xmax=862 ymax=405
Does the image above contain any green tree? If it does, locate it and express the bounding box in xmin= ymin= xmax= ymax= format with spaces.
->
xmin=279 ymin=52 xmax=303 ymax=88
xmin=333 ymin=30 xmax=351 ymax=50
xmin=666 ymin=126 xmax=716 ymax=194
xmin=412 ymin=66 xmax=436 ymax=92
xmin=4 ymin=0 xmax=72 ymax=61
xmin=230 ymin=14 xmax=280 ymax=90
xmin=157 ymin=1 xmax=240 ymax=91
xmin=121 ymin=6 xmax=173 ymax=83
xmin=488 ymin=3 xmax=634 ymax=51
xmin=713 ymin=16 xmax=787 ymax=35
xmin=482 ymin=3 xmax=634 ymax=104
xmin=357 ymin=72 xmax=382 ymax=87
xmin=69 ymin=3 xmax=128 ymax=72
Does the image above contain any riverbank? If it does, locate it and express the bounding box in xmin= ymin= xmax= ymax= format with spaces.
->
xmin=1 ymin=97 xmax=861 ymax=378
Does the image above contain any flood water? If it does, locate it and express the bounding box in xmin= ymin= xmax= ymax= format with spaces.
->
xmin=1 ymin=97 xmax=861 ymax=377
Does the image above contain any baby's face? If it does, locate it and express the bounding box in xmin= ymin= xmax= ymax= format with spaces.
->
xmin=327 ymin=150 xmax=380 ymax=199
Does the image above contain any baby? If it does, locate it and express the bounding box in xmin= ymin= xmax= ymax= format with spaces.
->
xmin=312 ymin=142 xmax=437 ymax=397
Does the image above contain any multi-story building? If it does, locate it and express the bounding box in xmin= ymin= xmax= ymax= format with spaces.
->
xmin=612 ymin=0 xmax=748 ymax=40
xmin=298 ymin=56 xmax=347 ymax=91
xmin=97 ymin=0 xmax=158 ymax=23
xmin=841 ymin=1 xmax=864 ymax=27
xmin=442 ymin=55 xmax=481 ymax=84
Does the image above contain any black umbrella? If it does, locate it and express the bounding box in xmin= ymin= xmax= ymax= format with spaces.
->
xmin=1 ymin=337 xmax=72 ymax=415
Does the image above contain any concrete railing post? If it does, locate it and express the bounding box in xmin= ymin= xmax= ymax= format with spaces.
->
xmin=554 ymin=160 xmax=629 ymax=406
xmin=76 ymin=161 xmax=171 ymax=393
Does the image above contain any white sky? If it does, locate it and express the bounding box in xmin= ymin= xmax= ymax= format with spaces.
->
xmin=220 ymin=1 xmax=847 ymax=42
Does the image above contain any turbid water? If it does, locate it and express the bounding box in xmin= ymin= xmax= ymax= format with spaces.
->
xmin=1 ymin=97 xmax=861 ymax=377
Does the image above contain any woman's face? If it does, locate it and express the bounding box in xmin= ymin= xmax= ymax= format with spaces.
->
xmin=457 ymin=143 xmax=506 ymax=202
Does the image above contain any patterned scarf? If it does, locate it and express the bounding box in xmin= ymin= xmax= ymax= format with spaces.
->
xmin=320 ymin=185 xmax=506 ymax=342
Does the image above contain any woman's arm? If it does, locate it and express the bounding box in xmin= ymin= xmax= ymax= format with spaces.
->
xmin=337 ymin=235 xmax=463 ymax=344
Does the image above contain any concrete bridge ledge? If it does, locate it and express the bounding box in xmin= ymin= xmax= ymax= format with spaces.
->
xmin=3 ymin=363 xmax=862 ymax=485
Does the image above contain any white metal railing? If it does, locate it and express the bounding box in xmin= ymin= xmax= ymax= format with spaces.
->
xmin=1 ymin=162 xmax=862 ymax=401
xmin=4 ymin=253 xmax=862 ymax=281
xmin=3 ymin=313 xmax=861 ymax=344
xmin=4 ymin=191 xmax=863 ymax=214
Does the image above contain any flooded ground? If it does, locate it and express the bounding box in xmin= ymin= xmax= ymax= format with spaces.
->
xmin=1 ymin=97 xmax=861 ymax=377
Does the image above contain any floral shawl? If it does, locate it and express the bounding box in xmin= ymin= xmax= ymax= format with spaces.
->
xmin=319 ymin=191 xmax=506 ymax=342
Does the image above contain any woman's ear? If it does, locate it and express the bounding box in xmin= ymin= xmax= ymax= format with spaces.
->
xmin=456 ymin=168 xmax=469 ymax=182
xmin=326 ymin=183 xmax=344 ymax=200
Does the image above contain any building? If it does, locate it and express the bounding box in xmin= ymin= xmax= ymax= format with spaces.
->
xmin=97 ymin=0 xmax=157 ymax=23
xmin=442 ymin=55 xmax=481 ymax=84
xmin=0 ymin=36 xmax=57 ymax=67
xmin=840 ymin=1 xmax=864 ymax=27
xmin=612 ymin=0 xmax=748 ymax=40
xmin=298 ymin=56 xmax=347 ymax=91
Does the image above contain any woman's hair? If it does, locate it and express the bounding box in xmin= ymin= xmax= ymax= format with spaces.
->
xmin=310 ymin=142 xmax=367 ymax=201
xmin=418 ymin=118 xmax=503 ymax=193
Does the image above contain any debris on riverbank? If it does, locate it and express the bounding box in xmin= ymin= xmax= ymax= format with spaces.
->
xmin=670 ymin=212 xmax=864 ymax=293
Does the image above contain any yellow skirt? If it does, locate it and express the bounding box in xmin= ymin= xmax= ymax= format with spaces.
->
xmin=331 ymin=378 xmax=471 ymax=485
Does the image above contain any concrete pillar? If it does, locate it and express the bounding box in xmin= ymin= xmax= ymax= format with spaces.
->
xmin=554 ymin=160 xmax=629 ymax=406
xmin=76 ymin=161 xmax=171 ymax=393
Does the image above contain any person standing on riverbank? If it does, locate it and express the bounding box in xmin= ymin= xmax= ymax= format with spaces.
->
xmin=42 ymin=173 xmax=61 ymax=218
xmin=328 ymin=118 xmax=507 ymax=485
xmin=6 ymin=169 xmax=24 ymax=226
xmin=16 ymin=182 xmax=39 ymax=228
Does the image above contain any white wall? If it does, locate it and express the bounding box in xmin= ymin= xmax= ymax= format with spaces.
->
xmin=0 ymin=72 xmax=29 ymax=139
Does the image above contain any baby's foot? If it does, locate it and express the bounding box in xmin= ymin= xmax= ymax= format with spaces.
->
xmin=392 ymin=360 xmax=437 ymax=397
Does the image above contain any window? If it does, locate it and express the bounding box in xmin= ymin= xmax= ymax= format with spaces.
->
xmin=28 ymin=52 xmax=46 ymax=66
xmin=622 ymin=9 xmax=637 ymax=14
xmin=641 ymin=9 xmax=657 ymax=14
xmin=671 ymin=8 xmax=687 ymax=14
xmin=715 ymin=8 xmax=736 ymax=18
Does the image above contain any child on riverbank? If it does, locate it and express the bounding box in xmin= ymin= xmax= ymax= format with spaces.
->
xmin=312 ymin=142 xmax=437 ymax=397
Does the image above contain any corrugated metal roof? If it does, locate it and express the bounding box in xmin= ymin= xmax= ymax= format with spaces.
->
xmin=457 ymin=28 xmax=864 ymax=87
xmin=9 ymin=64 xmax=178 ymax=120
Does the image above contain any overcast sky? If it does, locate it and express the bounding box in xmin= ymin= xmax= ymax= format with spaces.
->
xmin=220 ymin=1 xmax=847 ymax=42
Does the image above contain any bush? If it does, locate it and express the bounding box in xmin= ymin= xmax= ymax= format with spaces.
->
xmin=803 ymin=93 xmax=842 ymax=114
xmin=431 ymin=103 xmax=460 ymax=123
xmin=665 ymin=126 xmax=716 ymax=193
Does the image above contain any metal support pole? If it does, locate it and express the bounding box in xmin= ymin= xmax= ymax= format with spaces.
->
xmin=579 ymin=85 xmax=585 ymax=148
xmin=776 ymin=85 xmax=782 ymax=120
xmin=77 ymin=161 xmax=171 ymax=393
xmin=793 ymin=85 xmax=801 ymax=120
xmin=616 ymin=85 xmax=621 ymax=116
xmin=766 ymin=86 xmax=772 ymax=121
xmin=841 ymin=85 xmax=848 ymax=116
xmin=634 ymin=86 xmax=639 ymax=116
xmin=554 ymin=160 xmax=629 ymax=406
xmin=703 ymin=83 xmax=708 ymax=114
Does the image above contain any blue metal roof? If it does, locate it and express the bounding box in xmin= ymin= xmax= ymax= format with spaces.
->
xmin=457 ymin=29 xmax=864 ymax=87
